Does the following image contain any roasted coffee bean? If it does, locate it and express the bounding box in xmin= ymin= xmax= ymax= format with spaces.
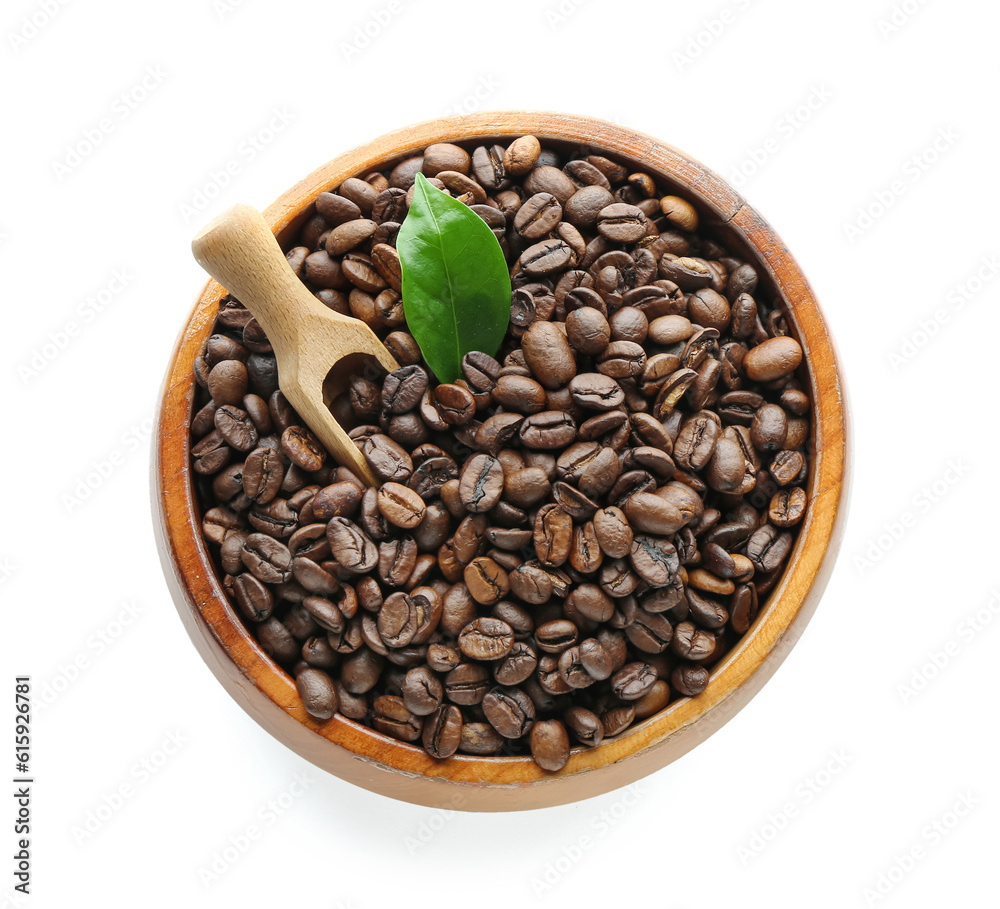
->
xmin=521 ymin=322 xmax=576 ymax=389
xmin=376 ymin=482 xmax=426 ymax=529
xmin=744 ymin=336 xmax=803 ymax=381
xmin=208 ymin=360 xmax=248 ymax=406
xmin=377 ymin=591 xmax=421 ymax=648
xmin=564 ymin=705 xmax=604 ymax=747
xmin=591 ymin=507 xmax=633 ymax=559
xmin=434 ymin=383 xmax=477 ymax=425
xmin=381 ymin=365 xmax=428 ymax=415
xmin=530 ymin=720 xmax=570 ymax=771
xmin=670 ymin=622 xmax=717 ymax=661
xmin=459 ymin=722 xmax=504 ymax=755
xmin=378 ymin=536 xmax=417 ymax=587
xmin=514 ymin=192 xmax=563 ymax=238
xmin=400 ymin=665 xmax=444 ymax=717
xmin=296 ymin=668 xmax=338 ymax=720
xmin=536 ymin=619 xmax=579 ymax=654
xmin=769 ymin=450 xmax=804 ymax=487
xmin=746 ymin=524 xmax=794 ymax=574
xmin=625 ymin=609 xmax=674 ymax=653
xmin=625 ymin=492 xmax=686 ymax=536
xmin=482 ymin=687 xmax=536 ymax=739
xmin=671 ymin=663 xmax=710 ymax=697
xmin=257 ymin=617 xmax=299 ymax=664
xmin=232 ymin=573 xmax=274 ymax=622
xmin=464 ymin=557 xmax=509 ymax=606
xmin=520 ymin=411 xmax=577 ymax=449
xmin=458 ymin=454 xmax=504 ymax=513
xmin=459 ymin=617 xmax=515 ymax=661
xmin=769 ymin=486 xmax=807 ymax=527
xmin=364 ymin=433 xmax=413 ymax=482
xmin=674 ymin=414 xmax=720 ymax=470
xmin=326 ymin=518 xmax=378 ymax=573
xmin=422 ymin=704 xmax=463 ymax=758
xmin=568 ymin=373 xmax=624 ymax=411
xmin=242 ymin=447 xmax=284 ymax=504
xmin=706 ymin=436 xmax=746 ymax=493
xmin=241 ymin=534 xmax=292 ymax=584
xmin=507 ymin=563 xmax=554 ymax=605
xmin=597 ymin=203 xmax=647 ymax=243
xmin=493 ymin=642 xmax=538 ymax=686
xmin=629 ymin=534 xmax=680 ymax=588
xmin=751 ymin=404 xmax=788 ymax=451
xmin=372 ymin=695 xmax=422 ymax=742
xmin=730 ymin=582 xmax=760 ymax=634
xmin=443 ymin=662 xmax=490 ymax=706
xmin=611 ymin=662 xmax=657 ymax=701
xmin=686 ymin=589 xmax=729 ymax=629
xmin=597 ymin=341 xmax=646 ymax=379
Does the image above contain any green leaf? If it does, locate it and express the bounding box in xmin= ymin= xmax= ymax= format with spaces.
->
xmin=397 ymin=173 xmax=511 ymax=383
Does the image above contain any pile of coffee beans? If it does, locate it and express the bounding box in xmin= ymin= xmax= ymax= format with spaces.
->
xmin=190 ymin=134 xmax=811 ymax=773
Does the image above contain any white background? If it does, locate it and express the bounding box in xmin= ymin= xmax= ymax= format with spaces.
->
xmin=2 ymin=0 xmax=996 ymax=906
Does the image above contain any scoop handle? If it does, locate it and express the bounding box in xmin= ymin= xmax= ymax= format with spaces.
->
xmin=192 ymin=204 xmax=325 ymax=359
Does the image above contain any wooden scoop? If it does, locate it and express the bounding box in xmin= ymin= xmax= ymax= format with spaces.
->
xmin=192 ymin=204 xmax=399 ymax=486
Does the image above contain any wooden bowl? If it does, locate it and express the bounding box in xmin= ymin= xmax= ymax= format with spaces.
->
xmin=153 ymin=112 xmax=850 ymax=811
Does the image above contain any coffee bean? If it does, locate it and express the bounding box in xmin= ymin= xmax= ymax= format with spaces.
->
xmin=296 ymin=667 xmax=338 ymax=720
xmin=521 ymin=322 xmax=576 ymax=389
xmin=504 ymin=135 xmax=541 ymax=176
xmin=372 ymin=695 xmax=422 ymax=742
xmin=232 ymin=573 xmax=274 ymax=622
xmin=730 ymin=583 xmax=759 ymax=634
xmin=434 ymin=383 xmax=477 ymax=425
xmin=520 ymin=411 xmax=577 ymax=449
xmin=376 ymin=482 xmax=426 ymax=529
xmin=515 ymin=193 xmax=563 ymax=238
xmin=530 ymin=719 xmax=570 ymax=771
xmin=401 ymin=665 xmax=444 ymax=716
xmin=769 ymin=450 xmax=804 ymax=487
xmin=746 ymin=524 xmax=794 ymax=574
xmin=688 ymin=288 xmax=731 ymax=332
xmin=671 ymin=663 xmax=709 ymax=697
xmin=769 ymin=486 xmax=807 ymax=527
xmin=611 ymin=662 xmax=656 ymax=701
xmin=744 ymin=336 xmax=803 ymax=382
xmin=629 ymin=534 xmax=680 ymax=587
xmin=208 ymin=359 xmax=248 ymax=406
xmin=441 ymin=662 xmax=490 ymax=707
xmin=459 ymin=617 xmax=515 ymax=661
xmin=624 ymin=492 xmax=686 ymax=535
xmin=464 ymin=557 xmax=509 ymax=606
xmin=482 ymin=687 xmax=536 ymax=738
xmin=213 ymin=405 xmax=257 ymax=452
xmin=670 ymin=622 xmax=717 ymax=661
xmin=422 ymin=704 xmax=463 ymax=758
xmin=257 ymin=617 xmax=299 ymax=664
xmin=597 ymin=203 xmax=647 ymax=243
xmin=597 ymin=341 xmax=646 ymax=379
xmin=281 ymin=426 xmax=325 ymax=471
xmin=674 ymin=415 xmax=720 ymax=471
xmin=242 ymin=447 xmax=284 ymax=504
xmin=363 ymin=433 xmax=413 ymax=482
xmin=326 ymin=518 xmax=378 ymax=573
xmin=241 ymin=534 xmax=292 ymax=584
xmin=459 ymin=722 xmax=504 ymax=755
xmin=382 ymin=365 xmax=428 ymax=415
xmin=458 ymin=454 xmax=504 ymax=513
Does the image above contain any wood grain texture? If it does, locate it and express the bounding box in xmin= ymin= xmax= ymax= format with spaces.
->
xmin=191 ymin=204 xmax=399 ymax=486
xmin=152 ymin=112 xmax=850 ymax=811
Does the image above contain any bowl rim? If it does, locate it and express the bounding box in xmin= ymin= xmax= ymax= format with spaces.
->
xmin=153 ymin=111 xmax=850 ymax=811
